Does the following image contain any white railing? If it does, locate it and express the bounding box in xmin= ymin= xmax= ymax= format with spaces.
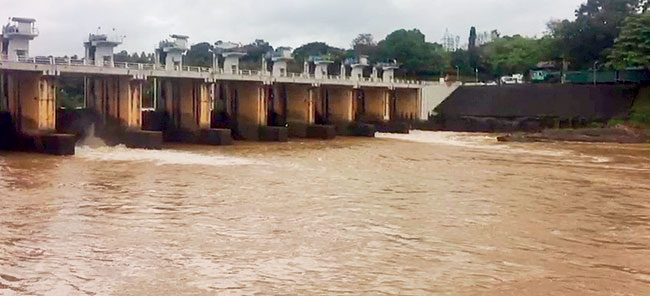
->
xmin=2 ymin=26 xmax=39 ymax=36
xmin=70 ymin=59 xmax=86 ymax=66
xmin=0 ymin=56 xmax=428 ymax=85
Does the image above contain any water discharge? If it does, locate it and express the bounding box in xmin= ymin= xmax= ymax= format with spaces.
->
xmin=1 ymin=131 xmax=649 ymax=295
xmin=77 ymin=124 xmax=107 ymax=148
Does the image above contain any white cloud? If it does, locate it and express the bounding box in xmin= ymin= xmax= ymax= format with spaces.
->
xmin=2 ymin=0 xmax=584 ymax=57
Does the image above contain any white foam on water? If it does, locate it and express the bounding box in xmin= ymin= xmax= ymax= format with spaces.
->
xmin=377 ymin=130 xmax=612 ymax=163
xmin=75 ymin=145 xmax=261 ymax=167
xmin=378 ymin=130 xmax=496 ymax=149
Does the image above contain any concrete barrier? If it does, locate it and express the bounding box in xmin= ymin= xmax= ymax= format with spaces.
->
xmin=142 ymin=110 xmax=165 ymax=131
xmin=38 ymin=134 xmax=76 ymax=155
xmin=123 ymin=130 xmax=163 ymax=150
xmin=2 ymin=112 xmax=76 ymax=155
xmin=306 ymin=125 xmax=337 ymax=139
xmin=259 ymin=126 xmax=288 ymax=142
xmin=164 ymin=128 xmax=232 ymax=146
xmin=371 ymin=121 xmax=410 ymax=134
xmin=438 ymin=84 xmax=638 ymax=119
xmin=287 ymin=121 xmax=309 ymax=138
xmin=287 ymin=121 xmax=336 ymax=139
xmin=199 ymin=129 xmax=233 ymax=145
xmin=435 ymin=84 xmax=639 ymax=132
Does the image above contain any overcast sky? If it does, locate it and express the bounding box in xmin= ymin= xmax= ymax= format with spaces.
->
xmin=4 ymin=0 xmax=585 ymax=57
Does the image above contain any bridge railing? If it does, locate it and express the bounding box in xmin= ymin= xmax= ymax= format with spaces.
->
xmin=0 ymin=56 xmax=427 ymax=86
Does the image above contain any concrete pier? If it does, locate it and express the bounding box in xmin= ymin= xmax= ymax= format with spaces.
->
xmin=217 ymin=81 xmax=287 ymax=141
xmin=86 ymin=76 xmax=163 ymax=149
xmin=321 ymin=86 xmax=375 ymax=137
xmin=1 ymin=71 xmax=75 ymax=154
xmin=394 ymin=88 xmax=421 ymax=120
xmin=278 ymin=83 xmax=336 ymax=139
xmin=158 ymin=78 xmax=231 ymax=145
xmin=360 ymin=87 xmax=408 ymax=133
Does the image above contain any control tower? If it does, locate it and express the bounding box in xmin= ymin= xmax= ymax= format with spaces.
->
xmin=84 ymin=31 xmax=123 ymax=66
xmin=215 ymin=41 xmax=246 ymax=74
xmin=271 ymin=47 xmax=293 ymax=77
xmin=1 ymin=17 xmax=39 ymax=61
xmin=311 ymin=55 xmax=334 ymax=79
xmin=349 ymin=55 xmax=369 ymax=81
xmin=377 ymin=60 xmax=401 ymax=82
xmin=158 ymin=34 xmax=189 ymax=71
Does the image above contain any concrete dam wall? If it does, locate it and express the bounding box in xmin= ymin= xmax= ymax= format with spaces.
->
xmin=435 ymin=84 xmax=640 ymax=132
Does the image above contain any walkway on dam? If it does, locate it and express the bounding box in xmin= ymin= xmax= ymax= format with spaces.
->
xmin=0 ymin=56 xmax=424 ymax=89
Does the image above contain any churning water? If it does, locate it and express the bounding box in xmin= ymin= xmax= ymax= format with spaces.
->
xmin=1 ymin=131 xmax=649 ymax=295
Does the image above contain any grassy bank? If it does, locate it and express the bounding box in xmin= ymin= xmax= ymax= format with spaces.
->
xmin=610 ymin=86 xmax=650 ymax=128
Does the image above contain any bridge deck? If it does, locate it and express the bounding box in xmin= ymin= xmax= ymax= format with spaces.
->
xmin=0 ymin=59 xmax=425 ymax=89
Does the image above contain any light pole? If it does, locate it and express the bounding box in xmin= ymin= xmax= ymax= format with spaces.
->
xmin=593 ymin=61 xmax=599 ymax=85
xmin=475 ymin=68 xmax=479 ymax=83
xmin=455 ymin=65 xmax=460 ymax=83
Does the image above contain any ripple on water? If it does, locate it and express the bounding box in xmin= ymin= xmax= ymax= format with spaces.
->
xmin=1 ymin=132 xmax=649 ymax=295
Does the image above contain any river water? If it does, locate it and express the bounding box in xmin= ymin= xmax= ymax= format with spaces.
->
xmin=1 ymin=131 xmax=649 ymax=295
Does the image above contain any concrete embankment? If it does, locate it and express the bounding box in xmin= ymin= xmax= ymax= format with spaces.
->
xmin=0 ymin=112 xmax=76 ymax=155
xmin=434 ymin=84 xmax=640 ymax=132
xmin=496 ymin=85 xmax=650 ymax=143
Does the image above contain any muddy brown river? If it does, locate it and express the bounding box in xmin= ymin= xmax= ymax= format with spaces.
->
xmin=1 ymin=131 xmax=649 ymax=295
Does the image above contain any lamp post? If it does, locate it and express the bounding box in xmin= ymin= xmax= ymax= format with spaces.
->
xmin=593 ymin=61 xmax=599 ymax=85
xmin=475 ymin=68 xmax=479 ymax=83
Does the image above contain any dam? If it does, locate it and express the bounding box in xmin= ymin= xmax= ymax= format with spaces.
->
xmin=0 ymin=17 xmax=458 ymax=155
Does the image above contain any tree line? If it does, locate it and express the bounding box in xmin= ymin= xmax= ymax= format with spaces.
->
xmin=113 ymin=0 xmax=649 ymax=81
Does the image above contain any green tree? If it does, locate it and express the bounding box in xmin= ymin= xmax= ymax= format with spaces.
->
xmin=56 ymin=77 xmax=85 ymax=109
xmin=239 ymin=39 xmax=273 ymax=70
xmin=292 ymin=42 xmax=345 ymax=62
xmin=378 ymin=29 xmax=448 ymax=77
xmin=185 ymin=42 xmax=214 ymax=67
xmin=352 ymin=33 xmax=379 ymax=57
xmin=608 ymin=11 xmax=650 ymax=69
xmin=113 ymin=50 xmax=129 ymax=63
xmin=482 ymin=35 xmax=550 ymax=77
xmin=468 ymin=27 xmax=479 ymax=69
xmin=550 ymin=0 xmax=646 ymax=69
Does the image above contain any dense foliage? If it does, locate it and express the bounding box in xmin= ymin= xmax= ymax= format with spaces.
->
xmin=481 ymin=36 xmax=556 ymax=77
xmin=548 ymin=0 xmax=646 ymax=69
xmin=608 ymin=11 xmax=650 ymax=69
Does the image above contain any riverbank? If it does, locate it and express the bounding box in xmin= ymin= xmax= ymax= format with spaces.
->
xmin=497 ymin=126 xmax=650 ymax=143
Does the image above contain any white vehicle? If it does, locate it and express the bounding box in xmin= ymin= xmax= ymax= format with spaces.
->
xmin=500 ymin=74 xmax=524 ymax=84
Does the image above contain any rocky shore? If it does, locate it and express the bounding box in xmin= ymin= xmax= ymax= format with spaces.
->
xmin=497 ymin=126 xmax=650 ymax=144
